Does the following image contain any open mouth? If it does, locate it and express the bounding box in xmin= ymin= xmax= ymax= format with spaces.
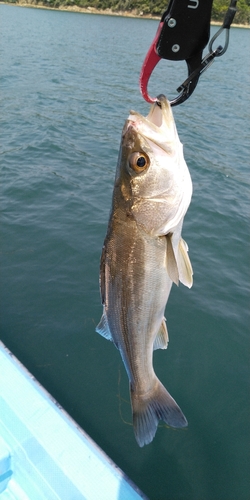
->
xmin=146 ymin=94 xmax=174 ymax=131
xmin=124 ymin=94 xmax=178 ymax=155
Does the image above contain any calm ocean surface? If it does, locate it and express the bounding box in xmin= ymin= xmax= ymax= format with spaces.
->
xmin=0 ymin=4 xmax=249 ymax=499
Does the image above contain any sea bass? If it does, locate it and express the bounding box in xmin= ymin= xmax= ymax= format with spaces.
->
xmin=96 ymin=95 xmax=193 ymax=447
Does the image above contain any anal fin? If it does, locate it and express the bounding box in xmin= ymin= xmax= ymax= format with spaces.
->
xmin=153 ymin=318 xmax=169 ymax=350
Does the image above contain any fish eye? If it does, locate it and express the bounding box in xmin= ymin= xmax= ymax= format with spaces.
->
xmin=129 ymin=152 xmax=150 ymax=173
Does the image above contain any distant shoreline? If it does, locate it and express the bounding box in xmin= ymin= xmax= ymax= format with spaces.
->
xmin=1 ymin=1 xmax=250 ymax=28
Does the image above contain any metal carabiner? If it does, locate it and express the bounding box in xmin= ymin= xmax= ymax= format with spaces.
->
xmin=176 ymin=46 xmax=223 ymax=95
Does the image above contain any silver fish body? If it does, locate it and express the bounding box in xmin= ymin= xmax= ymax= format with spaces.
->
xmin=96 ymin=95 xmax=193 ymax=447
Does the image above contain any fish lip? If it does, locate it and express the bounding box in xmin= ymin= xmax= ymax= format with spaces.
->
xmin=124 ymin=95 xmax=179 ymax=153
xmin=127 ymin=94 xmax=172 ymax=129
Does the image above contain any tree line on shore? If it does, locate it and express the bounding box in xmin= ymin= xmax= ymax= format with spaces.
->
xmin=6 ymin=0 xmax=250 ymax=24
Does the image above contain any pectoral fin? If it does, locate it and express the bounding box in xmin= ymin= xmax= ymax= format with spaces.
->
xmin=166 ymin=233 xmax=179 ymax=286
xmin=177 ymin=238 xmax=193 ymax=288
xmin=153 ymin=318 xmax=169 ymax=350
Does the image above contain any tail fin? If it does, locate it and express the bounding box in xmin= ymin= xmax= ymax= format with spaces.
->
xmin=130 ymin=379 xmax=187 ymax=447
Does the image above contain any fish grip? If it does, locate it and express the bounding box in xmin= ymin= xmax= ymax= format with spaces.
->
xmin=139 ymin=0 xmax=238 ymax=106
xmin=157 ymin=0 xmax=213 ymax=62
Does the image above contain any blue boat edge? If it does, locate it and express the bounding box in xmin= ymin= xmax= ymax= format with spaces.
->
xmin=0 ymin=341 xmax=148 ymax=500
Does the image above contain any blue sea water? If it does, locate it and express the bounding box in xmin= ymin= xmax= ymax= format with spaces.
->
xmin=0 ymin=4 xmax=249 ymax=499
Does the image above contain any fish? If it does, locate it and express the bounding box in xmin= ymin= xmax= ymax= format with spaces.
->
xmin=96 ymin=94 xmax=193 ymax=447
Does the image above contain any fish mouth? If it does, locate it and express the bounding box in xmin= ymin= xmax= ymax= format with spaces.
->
xmin=147 ymin=94 xmax=173 ymax=128
xmin=125 ymin=95 xmax=179 ymax=153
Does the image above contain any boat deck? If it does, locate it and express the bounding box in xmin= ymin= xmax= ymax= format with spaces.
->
xmin=0 ymin=342 xmax=148 ymax=499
